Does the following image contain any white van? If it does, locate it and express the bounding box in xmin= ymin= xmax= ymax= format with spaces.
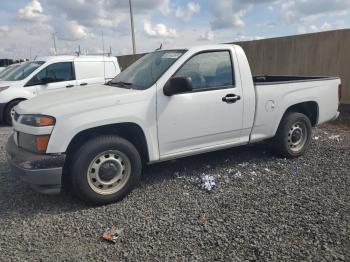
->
xmin=0 ymin=55 xmax=120 ymax=124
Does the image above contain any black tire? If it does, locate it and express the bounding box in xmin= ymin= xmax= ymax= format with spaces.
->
xmin=273 ymin=112 xmax=312 ymax=158
xmin=69 ymin=135 xmax=142 ymax=205
xmin=4 ymin=100 xmax=21 ymax=125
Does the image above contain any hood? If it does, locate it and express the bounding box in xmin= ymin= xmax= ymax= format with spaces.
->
xmin=16 ymin=84 xmax=138 ymax=117
xmin=0 ymin=81 xmax=15 ymax=87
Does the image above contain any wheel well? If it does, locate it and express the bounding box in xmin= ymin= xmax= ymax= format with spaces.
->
xmin=284 ymin=101 xmax=319 ymax=126
xmin=3 ymin=98 xmax=26 ymax=119
xmin=65 ymin=123 xmax=150 ymax=164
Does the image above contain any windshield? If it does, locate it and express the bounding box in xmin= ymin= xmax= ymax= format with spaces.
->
xmin=110 ymin=50 xmax=186 ymax=90
xmin=2 ymin=61 xmax=45 ymax=81
xmin=0 ymin=64 xmax=21 ymax=79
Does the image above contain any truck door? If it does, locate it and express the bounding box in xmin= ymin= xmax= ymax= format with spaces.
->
xmin=29 ymin=62 xmax=77 ymax=94
xmin=157 ymin=50 xmax=244 ymax=157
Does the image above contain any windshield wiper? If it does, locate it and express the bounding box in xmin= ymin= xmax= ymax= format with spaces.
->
xmin=108 ymin=81 xmax=133 ymax=89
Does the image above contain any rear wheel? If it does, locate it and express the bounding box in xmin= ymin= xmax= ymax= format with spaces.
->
xmin=273 ymin=112 xmax=312 ymax=158
xmin=4 ymin=100 xmax=22 ymax=125
xmin=69 ymin=135 xmax=142 ymax=205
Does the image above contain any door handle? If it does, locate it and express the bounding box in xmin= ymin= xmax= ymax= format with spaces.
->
xmin=80 ymin=83 xmax=88 ymax=86
xmin=66 ymin=85 xmax=74 ymax=88
xmin=222 ymin=94 xmax=241 ymax=104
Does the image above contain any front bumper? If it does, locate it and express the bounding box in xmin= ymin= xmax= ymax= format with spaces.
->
xmin=0 ymin=103 xmax=6 ymax=122
xmin=6 ymin=135 xmax=66 ymax=194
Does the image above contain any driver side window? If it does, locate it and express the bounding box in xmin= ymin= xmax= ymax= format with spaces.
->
xmin=174 ymin=51 xmax=234 ymax=90
xmin=30 ymin=62 xmax=75 ymax=86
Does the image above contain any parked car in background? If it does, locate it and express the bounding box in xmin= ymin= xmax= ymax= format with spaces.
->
xmin=0 ymin=67 xmax=5 ymax=73
xmin=0 ymin=55 xmax=120 ymax=124
xmin=7 ymin=44 xmax=341 ymax=204
xmin=0 ymin=63 xmax=22 ymax=80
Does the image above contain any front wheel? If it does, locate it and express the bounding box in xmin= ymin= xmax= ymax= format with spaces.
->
xmin=272 ymin=112 xmax=312 ymax=158
xmin=69 ymin=135 xmax=142 ymax=205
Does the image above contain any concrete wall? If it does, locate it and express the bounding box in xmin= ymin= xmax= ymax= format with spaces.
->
xmin=117 ymin=29 xmax=350 ymax=103
xmin=233 ymin=29 xmax=350 ymax=104
xmin=117 ymin=53 xmax=145 ymax=71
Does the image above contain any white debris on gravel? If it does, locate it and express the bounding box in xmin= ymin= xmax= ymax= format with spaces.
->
xmin=234 ymin=171 xmax=242 ymax=178
xmin=228 ymin=168 xmax=235 ymax=174
xmin=238 ymin=162 xmax=249 ymax=167
xmin=328 ymin=134 xmax=340 ymax=141
xmin=197 ymin=174 xmax=216 ymax=192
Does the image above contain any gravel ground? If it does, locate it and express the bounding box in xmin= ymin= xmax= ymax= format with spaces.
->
xmin=0 ymin=118 xmax=349 ymax=261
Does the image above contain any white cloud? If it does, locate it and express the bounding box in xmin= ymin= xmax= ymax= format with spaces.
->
xmin=281 ymin=0 xmax=350 ymax=23
xmin=234 ymin=34 xmax=263 ymax=42
xmin=176 ymin=2 xmax=200 ymax=21
xmin=57 ymin=20 xmax=90 ymax=41
xmin=210 ymin=0 xmax=277 ymax=29
xmin=18 ymin=0 xmax=51 ymax=23
xmin=297 ymin=21 xmax=346 ymax=34
xmin=158 ymin=0 xmax=172 ymax=15
xmin=198 ymin=30 xmax=215 ymax=41
xmin=143 ymin=21 xmax=178 ymax=38
xmin=0 ymin=26 xmax=9 ymax=36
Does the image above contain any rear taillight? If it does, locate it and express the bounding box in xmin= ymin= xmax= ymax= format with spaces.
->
xmin=338 ymin=84 xmax=343 ymax=102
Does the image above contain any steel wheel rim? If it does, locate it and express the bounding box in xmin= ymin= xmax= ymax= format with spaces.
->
xmin=10 ymin=107 xmax=16 ymax=120
xmin=87 ymin=150 xmax=131 ymax=195
xmin=287 ymin=121 xmax=308 ymax=153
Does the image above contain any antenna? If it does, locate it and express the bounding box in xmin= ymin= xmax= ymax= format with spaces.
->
xmin=155 ymin=43 xmax=163 ymax=51
xmin=51 ymin=32 xmax=57 ymax=55
xmin=102 ymin=31 xmax=106 ymax=83
xmin=76 ymin=45 xmax=81 ymax=56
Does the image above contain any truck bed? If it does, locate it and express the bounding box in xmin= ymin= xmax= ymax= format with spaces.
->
xmin=250 ymin=75 xmax=340 ymax=143
xmin=253 ymin=75 xmax=338 ymax=85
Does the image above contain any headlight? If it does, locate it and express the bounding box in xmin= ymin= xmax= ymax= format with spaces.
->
xmin=19 ymin=115 xmax=55 ymax=127
xmin=0 ymin=86 xmax=9 ymax=92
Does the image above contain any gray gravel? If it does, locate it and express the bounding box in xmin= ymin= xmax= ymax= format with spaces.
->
xmin=0 ymin=122 xmax=349 ymax=261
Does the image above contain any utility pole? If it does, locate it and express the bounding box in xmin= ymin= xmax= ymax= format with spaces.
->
xmin=129 ymin=0 xmax=136 ymax=54
xmin=51 ymin=32 xmax=57 ymax=55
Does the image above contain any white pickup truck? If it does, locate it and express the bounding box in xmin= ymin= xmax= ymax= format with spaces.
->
xmin=6 ymin=44 xmax=341 ymax=205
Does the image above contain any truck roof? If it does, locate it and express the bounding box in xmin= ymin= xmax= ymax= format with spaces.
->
xmin=160 ymin=44 xmax=235 ymax=53
xmin=35 ymin=55 xmax=118 ymax=63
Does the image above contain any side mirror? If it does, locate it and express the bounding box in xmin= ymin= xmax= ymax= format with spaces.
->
xmin=163 ymin=76 xmax=193 ymax=96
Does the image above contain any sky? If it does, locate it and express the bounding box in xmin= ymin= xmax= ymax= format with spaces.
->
xmin=0 ymin=0 xmax=349 ymax=59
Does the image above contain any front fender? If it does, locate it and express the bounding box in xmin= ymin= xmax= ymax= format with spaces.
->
xmin=0 ymin=87 xmax=34 ymax=104
xmin=46 ymin=100 xmax=159 ymax=162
